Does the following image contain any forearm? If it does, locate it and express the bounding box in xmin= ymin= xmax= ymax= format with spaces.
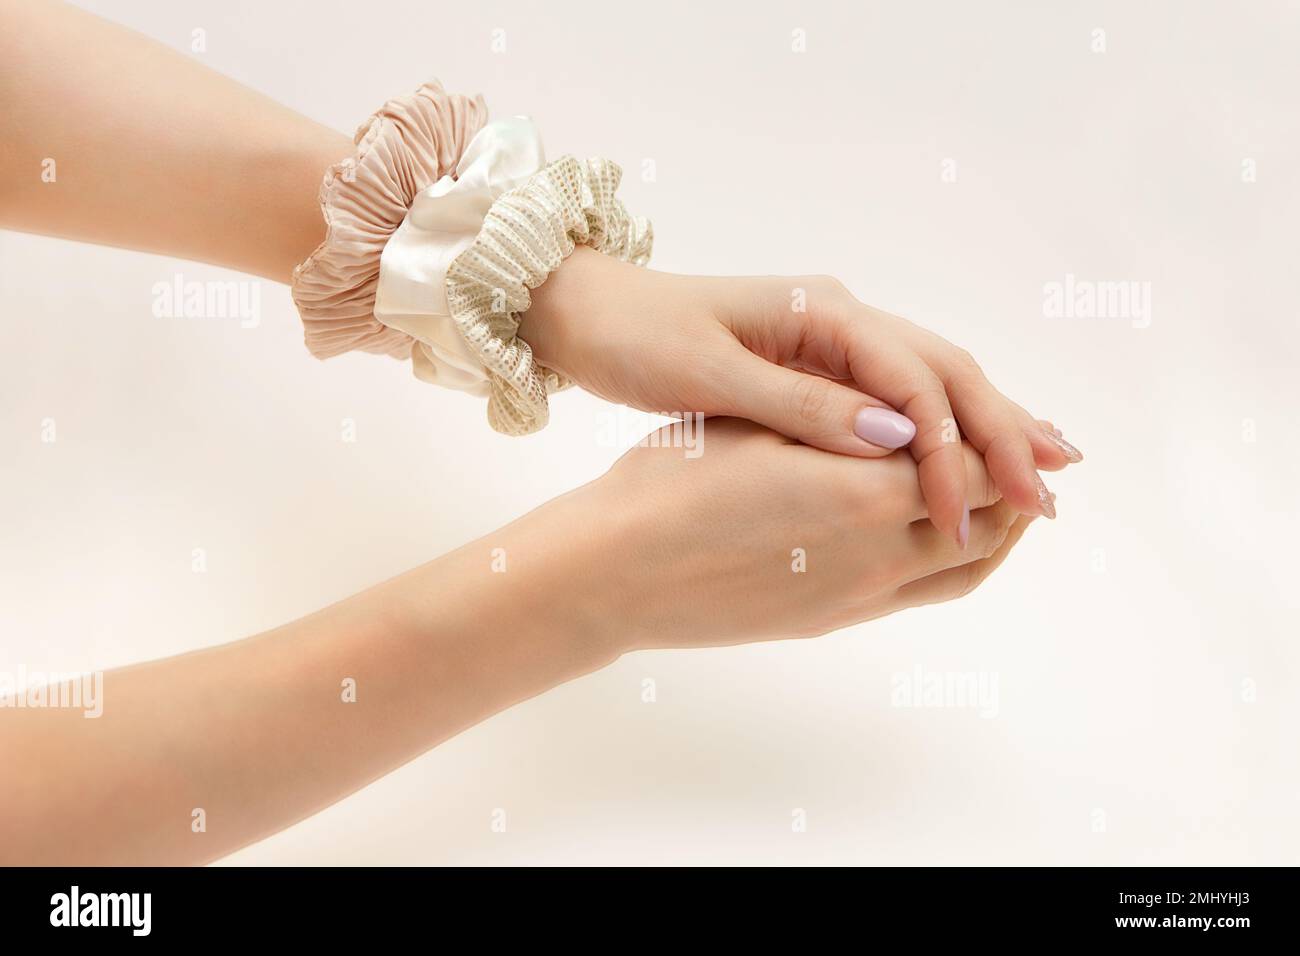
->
xmin=0 ymin=0 xmax=347 ymax=281
xmin=0 ymin=493 xmax=620 ymax=865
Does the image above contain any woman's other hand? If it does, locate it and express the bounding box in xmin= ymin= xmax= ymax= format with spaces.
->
xmin=521 ymin=248 xmax=1080 ymax=548
xmin=528 ymin=418 xmax=1035 ymax=656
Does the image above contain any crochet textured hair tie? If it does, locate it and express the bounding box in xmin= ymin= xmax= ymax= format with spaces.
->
xmin=290 ymin=80 xmax=653 ymax=435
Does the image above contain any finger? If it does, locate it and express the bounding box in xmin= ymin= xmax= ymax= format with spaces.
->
xmin=938 ymin=358 xmax=1055 ymax=518
xmin=819 ymin=385 xmax=1081 ymax=474
xmin=714 ymin=350 xmax=918 ymax=458
xmin=1026 ymin=419 xmax=1071 ymax=471
xmin=892 ymin=515 xmax=1035 ymax=608
xmin=1028 ymin=418 xmax=1083 ymax=469
xmin=1008 ymin=407 xmax=1083 ymax=471
xmin=904 ymin=498 xmax=1022 ymax=579
xmin=893 ymin=441 xmax=1001 ymax=521
xmin=939 ymin=356 xmax=1053 ymax=516
xmin=838 ymin=329 xmax=968 ymax=545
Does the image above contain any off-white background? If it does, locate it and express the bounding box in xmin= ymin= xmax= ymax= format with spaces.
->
xmin=1 ymin=0 xmax=1296 ymax=865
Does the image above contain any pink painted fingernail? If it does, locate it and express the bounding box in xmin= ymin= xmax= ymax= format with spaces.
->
xmin=1044 ymin=429 xmax=1083 ymax=462
xmin=1034 ymin=475 xmax=1057 ymax=519
xmin=853 ymin=407 xmax=916 ymax=449
xmin=957 ymin=505 xmax=970 ymax=549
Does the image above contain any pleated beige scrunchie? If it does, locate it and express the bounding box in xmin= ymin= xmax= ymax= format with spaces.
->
xmin=290 ymin=81 xmax=488 ymax=362
xmin=444 ymin=155 xmax=652 ymax=434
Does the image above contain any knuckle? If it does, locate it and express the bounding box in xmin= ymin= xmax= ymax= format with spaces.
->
xmin=804 ymin=274 xmax=851 ymax=303
xmin=911 ymin=403 xmax=957 ymax=453
xmin=983 ymin=431 xmax=1023 ymax=472
xmin=950 ymin=369 xmax=987 ymax=395
xmin=951 ymin=346 xmax=980 ymax=371
xmin=945 ymin=348 xmax=987 ymax=389
xmin=912 ymin=367 xmax=948 ymax=403
xmin=785 ymin=374 xmax=834 ymax=424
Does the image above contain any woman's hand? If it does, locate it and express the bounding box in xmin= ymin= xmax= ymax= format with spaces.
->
xmin=521 ymin=248 xmax=1082 ymax=547
xmin=2 ymin=416 xmax=1030 ymax=864
xmin=553 ymin=418 xmax=1035 ymax=653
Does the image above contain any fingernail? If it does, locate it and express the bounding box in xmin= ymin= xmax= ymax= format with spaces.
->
xmin=1044 ymin=430 xmax=1083 ymax=463
xmin=853 ymin=406 xmax=916 ymax=449
xmin=957 ymin=505 xmax=970 ymax=550
xmin=1034 ymin=474 xmax=1057 ymax=519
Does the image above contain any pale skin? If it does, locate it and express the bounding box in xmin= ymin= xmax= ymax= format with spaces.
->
xmin=0 ymin=0 xmax=1083 ymax=541
xmin=2 ymin=423 xmax=1035 ymax=865
xmin=0 ymin=1 xmax=1079 ymax=863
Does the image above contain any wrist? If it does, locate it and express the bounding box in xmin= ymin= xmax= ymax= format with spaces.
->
xmin=399 ymin=489 xmax=632 ymax=680
xmin=504 ymin=489 xmax=637 ymax=668
xmin=517 ymin=246 xmax=643 ymax=377
xmin=271 ymin=125 xmax=354 ymax=282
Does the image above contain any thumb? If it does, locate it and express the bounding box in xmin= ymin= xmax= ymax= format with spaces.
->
xmin=713 ymin=351 xmax=916 ymax=457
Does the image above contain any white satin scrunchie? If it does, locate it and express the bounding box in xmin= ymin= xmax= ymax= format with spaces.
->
xmin=374 ymin=116 xmax=545 ymax=396
xmin=368 ymin=110 xmax=652 ymax=434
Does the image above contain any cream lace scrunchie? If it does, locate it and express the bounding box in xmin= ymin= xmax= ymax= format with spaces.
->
xmin=291 ymin=80 xmax=653 ymax=435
